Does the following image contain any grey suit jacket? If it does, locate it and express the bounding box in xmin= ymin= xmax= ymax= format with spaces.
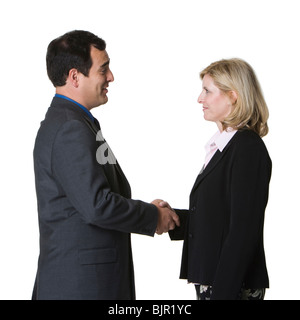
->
xmin=32 ymin=96 xmax=158 ymax=300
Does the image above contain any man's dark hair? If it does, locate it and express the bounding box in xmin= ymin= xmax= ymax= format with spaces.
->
xmin=46 ymin=30 xmax=106 ymax=87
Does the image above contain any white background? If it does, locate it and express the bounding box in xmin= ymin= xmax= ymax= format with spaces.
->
xmin=0 ymin=0 xmax=299 ymax=300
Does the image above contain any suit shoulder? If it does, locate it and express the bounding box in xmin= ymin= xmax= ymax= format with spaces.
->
xmin=232 ymin=129 xmax=270 ymax=159
xmin=35 ymin=104 xmax=92 ymax=151
xmin=47 ymin=100 xmax=86 ymax=123
xmin=234 ymin=129 xmax=265 ymax=147
xmin=235 ymin=129 xmax=260 ymax=142
xmin=40 ymin=98 xmax=92 ymax=136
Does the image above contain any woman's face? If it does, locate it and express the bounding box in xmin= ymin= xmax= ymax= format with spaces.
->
xmin=198 ymin=74 xmax=233 ymax=131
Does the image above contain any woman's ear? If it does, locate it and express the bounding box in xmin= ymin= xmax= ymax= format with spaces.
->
xmin=229 ymin=90 xmax=238 ymax=105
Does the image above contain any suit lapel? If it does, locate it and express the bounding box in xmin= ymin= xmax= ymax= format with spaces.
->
xmin=84 ymin=117 xmax=132 ymax=197
xmin=82 ymin=116 xmax=100 ymax=134
xmin=191 ymin=150 xmax=224 ymax=193
xmin=191 ymin=133 xmax=237 ymax=193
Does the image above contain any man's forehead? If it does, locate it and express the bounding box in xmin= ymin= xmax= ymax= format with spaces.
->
xmin=91 ymin=47 xmax=110 ymax=65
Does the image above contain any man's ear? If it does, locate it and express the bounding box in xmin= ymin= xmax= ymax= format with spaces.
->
xmin=68 ymin=68 xmax=80 ymax=88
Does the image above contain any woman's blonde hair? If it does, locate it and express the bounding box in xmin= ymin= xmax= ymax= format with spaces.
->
xmin=200 ymin=58 xmax=269 ymax=137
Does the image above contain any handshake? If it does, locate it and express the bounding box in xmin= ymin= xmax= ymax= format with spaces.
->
xmin=151 ymin=199 xmax=180 ymax=235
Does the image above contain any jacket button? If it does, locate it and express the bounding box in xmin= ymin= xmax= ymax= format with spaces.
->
xmin=190 ymin=206 xmax=196 ymax=212
xmin=189 ymin=233 xmax=193 ymax=238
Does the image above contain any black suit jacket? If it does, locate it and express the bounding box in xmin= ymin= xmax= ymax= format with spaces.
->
xmin=32 ymin=96 xmax=158 ymax=300
xmin=170 ymin=129 xmax=272 ymax=300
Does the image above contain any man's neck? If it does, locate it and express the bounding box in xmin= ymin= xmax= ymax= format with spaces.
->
xmin=55 ymin=87 xmax=91 ymax=110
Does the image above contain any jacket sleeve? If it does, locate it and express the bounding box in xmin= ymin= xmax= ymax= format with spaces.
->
xmin=52 ymin=120 xmax=158 ymax=236
xmin=169 ymin=209 xmax=189 ymax=240
xmin=211 ymin=138 xmax=272 ymax=300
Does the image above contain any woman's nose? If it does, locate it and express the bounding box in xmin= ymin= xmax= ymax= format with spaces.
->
xmin=198 ymin=91 xmax=204 ymax=103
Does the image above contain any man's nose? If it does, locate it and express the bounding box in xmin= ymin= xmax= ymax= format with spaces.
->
xmin=107 ymin=69 xmax=114 ymax=82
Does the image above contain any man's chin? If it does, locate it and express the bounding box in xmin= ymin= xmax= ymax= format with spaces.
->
xmin=102 ymin=96 xmax=108 ymax=105
xmin=89 ymin=98 xmax=108 ymax=110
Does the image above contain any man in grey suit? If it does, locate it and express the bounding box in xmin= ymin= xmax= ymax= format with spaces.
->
xmin=32 ymin=30 xmax=179 ymax=300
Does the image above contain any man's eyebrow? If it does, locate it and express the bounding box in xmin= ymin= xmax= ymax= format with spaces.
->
xmin=100 ymin=59 xmax=110 ymax=68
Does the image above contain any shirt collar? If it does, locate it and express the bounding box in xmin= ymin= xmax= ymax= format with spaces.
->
xmin=205 ymin=128 xmax=237 ymax=153
xmin=55 ymin=94 xmax=94 ymax=121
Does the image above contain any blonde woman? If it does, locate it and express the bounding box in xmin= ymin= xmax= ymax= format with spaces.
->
xmin=166 ymin=58 xmax=272 ymax=300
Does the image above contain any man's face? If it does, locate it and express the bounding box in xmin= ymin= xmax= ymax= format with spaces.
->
xmin=79 ymin=46 xmax=114 ymax=110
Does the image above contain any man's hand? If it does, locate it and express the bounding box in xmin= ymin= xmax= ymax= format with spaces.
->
xmin=151 ymin=199 xmax=180 ymax=235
